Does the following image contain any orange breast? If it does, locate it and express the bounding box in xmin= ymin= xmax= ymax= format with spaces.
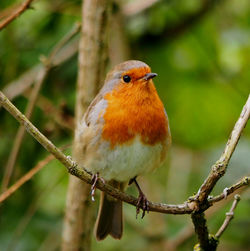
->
xmin=102 ymin=81 xmax=169 ymax=147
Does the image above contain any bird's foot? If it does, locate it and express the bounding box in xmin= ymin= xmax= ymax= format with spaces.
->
xmin=91 ymin=173 xmax=105 ymax=201
xmin=223 ymin=187 xmax=229 ymax=199
xmin=129 ymin=177 xmax=149 ymax=218
xmin=136 ymin=190 xmax=149 ymax=219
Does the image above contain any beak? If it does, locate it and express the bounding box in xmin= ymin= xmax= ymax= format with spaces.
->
xmin=143 ymin=73 xmax=158 ymax=81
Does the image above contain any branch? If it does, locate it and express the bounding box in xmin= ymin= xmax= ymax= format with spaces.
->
xmin=0 ymin=92 xmax=249 ymax=218
xmin=0 ymin=0 xmax=34 ymax=31
xmin=209 ymin=176 xmax=249 ymax=204
xmin=195 ymin=95 xmax=250 ymax=204
xmin=62 ymin=1 xmax=111 ymax=249
xmin=165 ymin=186 xmax=249 ymax=250
xmin=0 ymin=91 xmax=250 ymax=217
xmin=215 ymin=194 xmax=241 ymax=239
xmin=191 ymin=212 xmax=216 ymax=251
xmin=188 ymin=95 xmax=249 ymax=250
xmin=0 ymin=90 xmax=192 ymax=215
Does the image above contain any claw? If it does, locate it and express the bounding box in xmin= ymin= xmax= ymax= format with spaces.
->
xmin=130 ymin=178 xmax=150 ymax=219
xmin=223 ymin=187 xmax=229 ymax=199
xmin=91 ymin=173 xmax=99 ymax=201
xmin=136 ymin=191 xmax=149 ymax=218
xmin=90 ymin=173 xmax=105 ymax=201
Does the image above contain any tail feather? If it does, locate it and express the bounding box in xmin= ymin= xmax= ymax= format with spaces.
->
xmin=110 ymin=197 xmax=123 ymax=239
xmin=95 ymin=192 xmax=123 ymax=241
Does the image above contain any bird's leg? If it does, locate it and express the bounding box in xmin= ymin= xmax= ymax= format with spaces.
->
xmin=91 ymin=173 xmax=105 ymax=201
xmin=129 ymin=177 xmax=149 ymax=219
xmin=91 ymin=173 xmax=99 ymax=201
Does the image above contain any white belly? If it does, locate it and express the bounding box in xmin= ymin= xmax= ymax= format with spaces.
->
xmin=87 ymin=136 xmax=164 ymax=182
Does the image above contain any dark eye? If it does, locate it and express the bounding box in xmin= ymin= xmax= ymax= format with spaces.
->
xmin=123 ymin=75 xmax=131 ymax=83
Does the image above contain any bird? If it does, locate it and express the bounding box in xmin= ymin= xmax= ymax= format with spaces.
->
xmin=74 ymin=60 xmax=171 ymax=241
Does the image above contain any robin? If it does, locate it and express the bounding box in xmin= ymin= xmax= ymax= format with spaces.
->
xmin=74 ymin=60 xmax=171 ymax=241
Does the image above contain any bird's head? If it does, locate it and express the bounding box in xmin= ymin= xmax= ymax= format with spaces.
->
xmin=102 ymin=60 xmax=157 ymax=94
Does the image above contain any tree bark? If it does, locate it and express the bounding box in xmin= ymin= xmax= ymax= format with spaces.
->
xmin=109 ymin=2 xmax=130 ymax=66
xmin=62 ymin=0 xmax=111 ymax=250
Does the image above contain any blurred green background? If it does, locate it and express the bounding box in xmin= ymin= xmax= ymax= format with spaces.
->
xmin=0 ymin=0 xmax=249 ymax=250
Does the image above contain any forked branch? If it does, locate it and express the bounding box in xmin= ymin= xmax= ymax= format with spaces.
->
xmin=209 ymin=176 xmax=249 ymax=204
xmin=0 ymin=91 xmax=249 ymax=216
xmin=215 ymin=194 xmax=241 ymax=239
xmin=195 ymin=95 xmax=250 ymax=204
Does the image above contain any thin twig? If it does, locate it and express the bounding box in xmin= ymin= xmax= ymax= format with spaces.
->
xmin=215 ymin=194 xmax=241 ymax=239
xmin=195 ymin=95 xmax=250 ymax=203
xmin=0 ymin=3 xmax=20 ymax=20
xmin=1 ymin=23 xmax=80 ymax=192
xmin=209 ymin=176 xmax=249 ymax=204
xmin=0 ymin=155 xmax=54 ymax=203
xmin=0 ymin=0 xmax=34 ymax=31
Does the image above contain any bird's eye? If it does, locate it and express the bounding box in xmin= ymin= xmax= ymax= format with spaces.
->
xmin=123 ymin=75 xmax=131 ymax=83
